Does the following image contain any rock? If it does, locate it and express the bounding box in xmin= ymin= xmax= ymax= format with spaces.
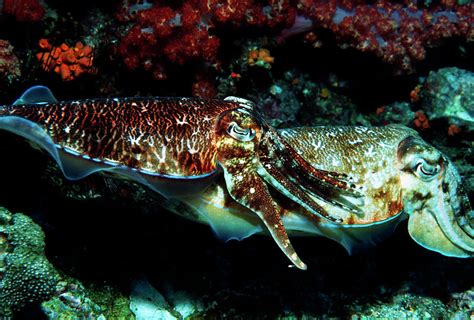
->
xmin=130 ymin=279 xmax=177 ymax=320
xmin=421 ymin=67 xmax=474 ymax=128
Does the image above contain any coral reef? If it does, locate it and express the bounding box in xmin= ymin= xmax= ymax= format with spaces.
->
xmin=0 ymin=39 xmax=21 ymax=86
xmin=242 ymin=69 xmax=362 ymax=127
xmin=247 ymin=48 xmax=275 ymax=69
xmin=0 ymin=207 xmax=59 ymax=317
xmin=413 ymin=110 xmax=430 ymax=130
xmin=115 ymin=0 xmax=295 ymax=80
xmin=1 ymin=0 xmax=45 ymax=22
xmin=130 ymin=279 xmax=205 ymax=319
xmin=191 ymin=77 xmax=217 ymax=98
xmin=450 ymin=287 xmax=474 ymax=317
xmin=41 ymin=280 xmax=106 ymax=319
xmin=115 ymin=0 xmax=472 ymax=81
xmin=372 ymin=102 xmax=415 ymax=127
xmin=294 ymin=0 xmax=472 ymax=73
xmin=36 ymin=39 xmax=96 ymax=81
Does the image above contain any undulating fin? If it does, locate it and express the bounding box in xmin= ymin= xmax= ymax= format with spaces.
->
xmin=283 ymin=210 xmax=406 ymax=254
xmin=0 ymin=116 xmax=113 ymax=181
xmin=13 ymin=85 xmax=58 ymax=105
xmin=2 ymin=87 xmax=244 ymax=199
xmin=0 ymin=116 xmax=62 ymax=169
xmin=197 ymin=199 xmax=264 ymax=241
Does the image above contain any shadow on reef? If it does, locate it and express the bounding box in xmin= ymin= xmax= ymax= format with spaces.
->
xmin=0 ymin=130 xmax=473 ymax=318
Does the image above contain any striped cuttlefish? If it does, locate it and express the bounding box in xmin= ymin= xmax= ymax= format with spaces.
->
xmin=0 ymin=86 xmax=472 ymax=270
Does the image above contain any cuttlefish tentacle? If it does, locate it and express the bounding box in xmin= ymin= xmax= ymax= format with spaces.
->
xmin=215 ymin=108 xmax=307 ymax=269
xmin=258 ymin=127 xmax=364 ymax=219
xmin=257 ymin=131 xmax=342 ymax=223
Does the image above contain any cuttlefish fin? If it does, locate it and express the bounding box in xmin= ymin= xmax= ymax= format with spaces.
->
xmin=13 ymin=85 xmax=58 ymax=105
xmin=220 ymin=155 xmax=307 ymax=270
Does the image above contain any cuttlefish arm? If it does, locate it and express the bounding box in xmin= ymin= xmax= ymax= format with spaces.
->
xmin=258 ymin=126 xmax=364 ymax=219
xmin=215 ymin=108 xmax=308 ymax=269
xmin=398 ymin=136 xmax=474 ymax=257
xmin=214 ymin=102 xmax=364 ymax=269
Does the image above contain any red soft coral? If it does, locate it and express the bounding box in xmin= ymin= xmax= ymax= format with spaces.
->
xmin=2 ymin=0 xmax=45 ymax=22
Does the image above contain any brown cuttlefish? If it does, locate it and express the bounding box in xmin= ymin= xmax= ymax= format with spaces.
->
xmin=0 ymin=86 xmax=472 ymax=269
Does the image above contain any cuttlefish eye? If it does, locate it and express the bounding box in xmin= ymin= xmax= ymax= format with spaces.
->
xmin=226 ymin=121 xmax=256 ymax=142
xmin=414 ymin=158 xmax=441 ymax=181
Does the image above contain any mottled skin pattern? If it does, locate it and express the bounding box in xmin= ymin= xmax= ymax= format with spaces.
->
xmin=1 ymin=98 xmax=237 ymax=177
xmin=0 ymin=88 xmax=472 ymax=269
xmin=181 ymin=124 xmax=474 ymax=264
xmin=279 ymin=125 xmax=414 ymax=224
xmin=0 ymin=90 xmax=354 ymax=269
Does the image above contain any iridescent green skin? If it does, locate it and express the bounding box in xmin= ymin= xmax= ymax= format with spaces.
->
xmin=0 ymin=89 xmax=472 ymax=269
xmin=171 ymin=124 xmax=474 ymax=266
xmin=268 ymin=125 xmax=473 ymax=257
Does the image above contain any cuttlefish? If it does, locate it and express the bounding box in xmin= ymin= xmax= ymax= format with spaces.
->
xmin=0 ymin=86 xmax=472 ymax=270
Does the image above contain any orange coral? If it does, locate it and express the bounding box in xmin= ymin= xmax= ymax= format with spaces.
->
xmin=247 ymin=48 xmax=274 ymax=68
xmin=413 ymin=111 xmax=430 ymax=130
xmin=36 ymin=39 xmax=96 ymax=81
xmin=447 ymin=124 xmax=461 ymax=136
xmin=410 ymin=85 xmax=422 ymax=103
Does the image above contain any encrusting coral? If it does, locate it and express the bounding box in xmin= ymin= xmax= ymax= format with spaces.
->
xmin=0 ymin=207 xmax=60 ymax=317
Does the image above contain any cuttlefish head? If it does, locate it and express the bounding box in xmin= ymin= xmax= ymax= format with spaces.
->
xmin=398 ymin=136 xmax=474 ymax=257
xmin=215 ymin=97 xmax=363 ymax=270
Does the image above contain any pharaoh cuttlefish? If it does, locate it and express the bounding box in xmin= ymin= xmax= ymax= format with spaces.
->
xmin=0 ymin=86 xmax=472 ymax=270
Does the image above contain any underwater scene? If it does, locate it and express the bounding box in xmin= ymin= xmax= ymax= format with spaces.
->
xmin=0 ymin=0 xmax=473 ymax=319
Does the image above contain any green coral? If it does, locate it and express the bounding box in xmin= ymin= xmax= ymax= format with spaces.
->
xmin=41 ymin=280 xmax=133 ymax=319
xmin=42 ymin=280 xmax=107 ymax=319
xmin=0 ymin=207 xmax=60 ymax=317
